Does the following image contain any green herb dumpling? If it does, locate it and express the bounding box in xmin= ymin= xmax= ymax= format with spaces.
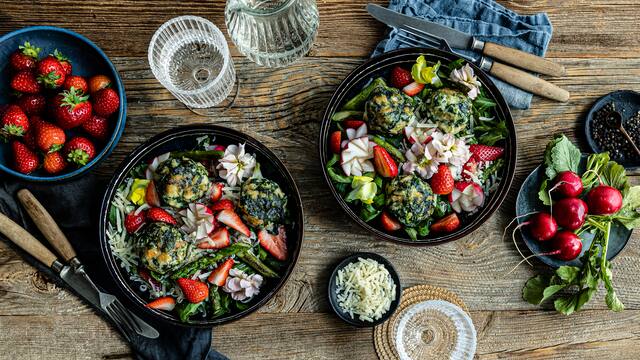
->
xmin=364 ymin=85 xmax=420 ymax=136
xmin=137 ymin=222 xmax=189 ymax=274
xmin=422 ymin=88 xmax=473 ymax=135
xmin=238 ymin=177 xmax=288 ymax=229
xmin=385 ymin=174 xmax=436 ymax=227
xmin=156 ymin=157 xmax=211 ymax=208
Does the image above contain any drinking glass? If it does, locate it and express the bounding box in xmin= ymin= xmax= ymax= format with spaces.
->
xmin=148 ymin=16 xmax=236 ymax=108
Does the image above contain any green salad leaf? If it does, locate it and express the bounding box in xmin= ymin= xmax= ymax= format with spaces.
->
xmin=581 ymin=152 xmax=610 ymax=191
xmin=411 ymin=57 xmax=442 ymax=87
xmin=543 ymin=134 xmax=581 ymax=179
xmin=474 ymin=117 xmax=508 ymax=146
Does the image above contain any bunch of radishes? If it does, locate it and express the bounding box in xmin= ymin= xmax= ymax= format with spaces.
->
xmin=514 ymin=170 xmax=623 ymax=262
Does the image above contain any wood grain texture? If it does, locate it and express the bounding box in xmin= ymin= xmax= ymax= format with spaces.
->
xmin=483 ymin=42 xmax=566 ymax=77
xmin=1 ymin=0 xmax=640 ymax=359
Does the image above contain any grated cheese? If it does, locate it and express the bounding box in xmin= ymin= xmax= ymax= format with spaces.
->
xmin=335 ymin=258 xmax=396 ymax=322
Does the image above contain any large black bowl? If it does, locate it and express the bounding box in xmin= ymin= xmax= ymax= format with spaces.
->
xmin=99 ymin=125 xmax=304 ymax=327
xmin=319 ymin=48 xmax=516 ymax=245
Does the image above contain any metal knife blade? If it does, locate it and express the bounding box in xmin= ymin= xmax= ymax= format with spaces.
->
xmin=367 ymin=4 xmax=473 ymax=50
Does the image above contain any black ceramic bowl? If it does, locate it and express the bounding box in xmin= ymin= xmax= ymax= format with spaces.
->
xmin=99 ymin=125 xmax=304 ymax=327
xmin=319 ymin=48 xmax=516 ymax=245
xmin=328 ymin=252 xmax=401 ymax=327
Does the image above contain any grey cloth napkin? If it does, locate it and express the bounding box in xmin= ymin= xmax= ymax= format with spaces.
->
xmin=372 ymin=0 xmax=553 ymax=109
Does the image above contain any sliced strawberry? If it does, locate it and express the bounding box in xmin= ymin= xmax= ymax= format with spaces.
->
xmin=210 ymin=182 xmax=224 ymax=202
xmin=469 ymin=144 xmax=504 ymax=162
xmin=329 ymin=130 xmax=342 ymax=154
xmin=462 ymin=157 xmax=478 ymax=180
xmin=389 ymin=66 xmax=413 ymax=89
xmin=380 ymin=211 xmax=402 ymax=232
xmin=210 ymin=199 xmax=234 ymax=211
xmin=430 ymin=164 xmax=455 ymax=195
xmin=145 ymin=181 xmax=161 ymax=207
xmin=343 ymin=119 xmax=365 ymax=129
xmin=146 ymin=207 xmax=177 ymax=225
xmin=430 ymin=213 xmax=461 ymax=233
xmin=146 ymin=296 xmax=176 ymax=311
xmin=402 ymin=82 xmax=425 ymax=96
xmin=125 ymin=211 xmax=146 ymax=233
xmin=197 ymin=228 xmax=230 ymax=249
xmin=217 ymin=209 xmax=250 ymax=237
xmin=373 ymin=145 xmax=398 ymax=178
xmin=207 ymin=258 xmax=235 ymax=286
xmin=258 ymin=226 xmax=288 ymax=261
xmin=176 ymin=278 xmax=209 ymax=303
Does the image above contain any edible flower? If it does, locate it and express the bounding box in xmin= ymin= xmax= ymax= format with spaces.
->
xmin=127 ymin=179 xmax=150 ymax=205
xmin=178 ymin=203 xmax=215 ymax=240
xmin=403 ymin=142 xmax=440 ymax=179
xmin=411 ymin=57 xmax=442 ymax=87
xmin=427 ymin=131 xmax=471 ymax=167
xmin=346 ymin=176 xmax=377 ymax=204
xmin=223 ymin=268 xmax=263 ymax=301
xmin=217 ymin=143 xmax=256 ymax=186
xmin=449 ymin=63 xmax=482 ymax=99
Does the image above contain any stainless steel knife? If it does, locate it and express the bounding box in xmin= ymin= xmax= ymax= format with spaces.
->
xmin=367 ymin=3 xmax=566 ymax=77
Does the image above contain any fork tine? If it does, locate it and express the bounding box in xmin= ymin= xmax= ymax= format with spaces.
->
xmin=397 ymin=30 xmax=441 ymax=48
xmin=108 ymin=302 xmax=138 ymax=335
xmin=397 ymin=32 xmax=432 ymax=48
xmin=112 ymin=299 xmax=143 ymax=333
xmin=104 ymin=303 xmax=134 ymax=341
xmin=403 ymin=25 xmax=444 ymax=43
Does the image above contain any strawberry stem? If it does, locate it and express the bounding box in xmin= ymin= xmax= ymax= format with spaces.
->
xmin=67 ymin=149 xmax=89 ymax=166
xmin=19 ymin=41 xmax=41 ymax=58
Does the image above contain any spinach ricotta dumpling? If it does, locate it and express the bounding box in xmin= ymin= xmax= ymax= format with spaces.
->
xmin=385 ymin=174 xmax=436 ymax=227
xmin=364 ymin=85 xmax=420 ymax=136
xmin=156 ymin=157 xmax=211 ymax=208
xmin=238 ymin=177 xmax=287 ymax=229
xmin=422 ymin=88 xmax=473 ymax=136
xmin=137 ymin=222 xmax=190 ymax=275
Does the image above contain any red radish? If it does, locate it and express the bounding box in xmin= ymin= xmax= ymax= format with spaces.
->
xmin=503 ymin=211 xmax=558 ymax=267
xmin=550 ymin=171 xmax=583 ymax=198
xmin=586 ymin=185 xmax=623 ymax=215
xmin=508 ymin=230 xmax=583 ymax=274
xmin=553 ymin=198 xmax=587 ymax=230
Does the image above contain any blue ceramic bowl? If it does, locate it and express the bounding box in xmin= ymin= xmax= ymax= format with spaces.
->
xmin=0 ymin=26 xmax=126 ymax=182
xmin=516 ymin=156 xmax=632 ymax=268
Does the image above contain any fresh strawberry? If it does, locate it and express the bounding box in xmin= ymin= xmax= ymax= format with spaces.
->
xmin=146 ymin=207 xmax=177 ymax=225
xmin=63 ymin=136 xmax=96 ymax=166
xmin=210 ymin=199 xmax=234 ymax=211
xmin=373 ymin=145 xmax=398 ymax=178
xmin=92 ymin=88 xmax=120 ymax=117
xmin=53 ymin=88 xmax=92 ymax=129
xmin=389 ymin=66 xmax=413 ymax=89
xmin=217 ymin=209 xmax=250 ymax=237
xmin=10 ymin=71 xmax=41 ymax=94
xmin=343 ymin=119 xmax=365 ymax=129
xmin=461 ymin=157 xmax=478 ymax=180
xmin=15 ymin=94 xmax=46 ymax=116
xmin=469 ymin=144 xmax=504 ymax=162
xmin=430 ymin=213 xmax=461 ymax=233
xmin=35 ymin=121 xmax=66 ymax=153
xmin=402 ymin=82 xmax=425 ymax=96
xmin=145 ymin=181 xmax=161 ymax=207
xmin=380 ymin=211 xmax=402 ymax=232
xmin=36 ymin=55 xmax=66 ymax=89
xmin=258 ymin=226 xmax=288 ymax=261
xmin=63 ymin=75 xmax=89 ymax=94
xmin=329 ymin=130 xmax=342 ymax=154
xmin=52 ymin=49 xmax=72 ymax=76
xmin=88 ymin=74 xmax=112 ymax=94
xmin=197 ymin=227 xmax=230 ymax=249
xmin=81 ymin=115 xmax=109 ymax=141
xmin=210 ymin=182 xmax=224 ymax=202
xmin=430 ymin=164 xmax=455 ymax=195
xmin=42 ymin=151 xmax=67 ymax=174
xmin=23 ymin=131 xmax=37 ymax=150
xmin=124 ymin=211 xmax=146 ymax=233
xmin=207 ymin=258 xmax=235 ymax=286
xmin=1 ymin=105 xmax=29 ymax=137
xmin=146 ymin=296 xmax=176 ymax=311
xmin=176 ymin=278 xmax=209 ymax=303
xmin=11 ymin=141 xmax=39 ymax=174
xmin=9 ymin=42 xmax=40 ymax=72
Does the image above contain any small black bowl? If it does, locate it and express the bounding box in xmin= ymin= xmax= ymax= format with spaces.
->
xmin=328 ymin=252 xmax=401 ymax=327
xmin=99 ymin=125 xmax=304 ymax=327
xmin=319 ymin=48 xmax=516 ymax=245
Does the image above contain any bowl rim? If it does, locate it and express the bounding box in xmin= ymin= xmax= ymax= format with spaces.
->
xmin=318 ymin=47 xmax=517 ymax=246
xmin=0 ymin=25 xmax=127 ymax=182
xmin=327 ymin=252 xmax=402 ymax=327
xmin=98 ymin=124 xmax=304 ymax=327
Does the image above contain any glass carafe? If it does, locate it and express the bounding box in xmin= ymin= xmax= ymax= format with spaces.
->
xmin=225 ymin=0 xmax=319 ymax=67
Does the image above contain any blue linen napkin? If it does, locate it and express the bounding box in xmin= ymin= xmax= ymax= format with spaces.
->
xmin=0 ymin=175 xmax=228 ymax=360
xmin=372 ymin=0 xmax=553 ymax=109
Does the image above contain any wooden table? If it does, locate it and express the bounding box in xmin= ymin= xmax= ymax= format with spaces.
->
xmin=1 ymin=1 xmax=640 ymax=359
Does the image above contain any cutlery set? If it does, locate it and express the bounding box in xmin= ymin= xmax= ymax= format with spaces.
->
xmin=367 ymin=4 xmax=570 ymax=103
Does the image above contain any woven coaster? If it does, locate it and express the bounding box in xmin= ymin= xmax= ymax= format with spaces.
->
xmin=373 ymin=285 xmax=469 ymax=360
